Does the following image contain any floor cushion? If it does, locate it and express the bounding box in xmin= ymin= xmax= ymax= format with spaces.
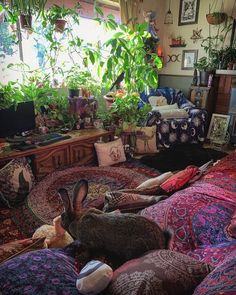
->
xmin=106 ymin=249 xmax=212 ymax=295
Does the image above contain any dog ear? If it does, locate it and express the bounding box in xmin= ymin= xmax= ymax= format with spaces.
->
xmin=72 ymin=179 xmax=88 ymax=217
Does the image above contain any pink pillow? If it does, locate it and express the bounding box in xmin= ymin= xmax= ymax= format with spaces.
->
xmin=94 ymin=138 xmax=126 ymax=167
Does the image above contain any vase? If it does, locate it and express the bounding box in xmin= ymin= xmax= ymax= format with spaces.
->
xmin=199 ymin=71 xmax=210 ymax=87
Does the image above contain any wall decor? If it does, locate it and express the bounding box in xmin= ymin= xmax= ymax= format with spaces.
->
xmin=178 ymin=0 xmax=200 ymax=26
xmin=181 ymin=49 xmax=198 ymax=70
xmin=190 ymin=28 xmax=203 ymax=43
xmin=167 ymin=54 xmax=181 ymax=63
xmin=207 ymin=113 xmax=230 ymax=144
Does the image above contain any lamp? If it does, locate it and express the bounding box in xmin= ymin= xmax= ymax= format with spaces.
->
xmin=164 ymin=0 xmax=173 ymax=24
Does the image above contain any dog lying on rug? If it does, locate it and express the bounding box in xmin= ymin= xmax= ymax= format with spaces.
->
xmin=57 ymin=179 xmax=172 ymax=268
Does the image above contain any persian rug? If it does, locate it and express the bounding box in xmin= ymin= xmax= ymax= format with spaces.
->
xmin=9 ymin=162 xmax=159 ymax=239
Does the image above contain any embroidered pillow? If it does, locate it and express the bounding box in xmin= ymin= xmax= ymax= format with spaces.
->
xmin=104 ymin=191 xmax=167 ymax=213
xmin=76 ymin=260 xmax=113 ymax=295
xmin=152 ymin=103 xmax=178 ymax=111
xmin=159 ymin=108 xmax=189 ymax=119
xmin=135 ymin=126 xmax=158 ymax=154
xmin=94 ymin=138 xmax=126 ymax=167
xmin=0 ymin=157 xmax=35 ymax=208
xmin=136 ymin=171 xmax=174 ymax=190
xmin=0 ymin=237 xmax=45 ymax=264
xmin=160 ymin=165 xmax=199 ymax=193
xmin=107 ymin=249 xmax=212 ymax=295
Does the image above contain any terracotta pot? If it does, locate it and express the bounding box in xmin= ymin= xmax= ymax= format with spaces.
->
xmin=20 ymin=14 xmax=32 ymax=29
xmin=55 ymin=19 xmax=67 ymax=32
xmin=206 ymin=13 xmax=227 ymax=25
xmin=103 ymin=95 xmax=115 ymax=110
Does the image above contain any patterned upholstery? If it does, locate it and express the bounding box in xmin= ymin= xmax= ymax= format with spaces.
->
xmin=141 ymin=87 xmax=208 ymax=148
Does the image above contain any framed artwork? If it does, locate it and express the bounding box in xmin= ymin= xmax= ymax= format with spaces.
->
xmin=181 ymin=49 xmax=198 ymax=70
xmin=207 ymin=113 xmax=230 ymax=143
xmin=178 ymin=0 xmax=200 ymax=26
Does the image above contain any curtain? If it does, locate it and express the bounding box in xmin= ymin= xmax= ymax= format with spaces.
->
xmin=119 ymin=0 xmax=139 ymax=26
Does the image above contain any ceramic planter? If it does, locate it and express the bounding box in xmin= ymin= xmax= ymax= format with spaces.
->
xmin=54 ymin=19 xmax=67 ymax=32
xmin=20 ymin=14 xmax=32 ymax=30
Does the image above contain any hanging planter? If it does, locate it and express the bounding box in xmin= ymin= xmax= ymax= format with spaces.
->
xmin=206 ymin=12 xmax=227 ymax=25
xmin=54 ymin=19 xmax=67 ymax=33
xmin=20 ymin=14 xmax=32 ymax=29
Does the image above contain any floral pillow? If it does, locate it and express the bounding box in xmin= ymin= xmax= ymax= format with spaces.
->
xmin=0 ymin=157 xmax=35 ymax=208
xmin=107 ymin=249 xmax=212 ymax=295
xmin=94 ymin=138 xmax=126 ymax=167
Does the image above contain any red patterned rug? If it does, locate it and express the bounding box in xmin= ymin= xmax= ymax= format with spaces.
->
xmin=7 ymin=162 xmax=159 ymax=241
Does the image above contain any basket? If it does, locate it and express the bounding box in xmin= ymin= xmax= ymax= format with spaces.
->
xmin=206 ymin=13 xmax=227 ymax=25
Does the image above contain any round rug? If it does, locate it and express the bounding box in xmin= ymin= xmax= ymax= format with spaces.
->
xmin=13 ymin=165 xmax=158 ymax=235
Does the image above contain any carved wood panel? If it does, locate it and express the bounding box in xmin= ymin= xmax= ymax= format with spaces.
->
xmin=70 ymin=141 xmax=96 ymax=165
xmin=34 ymin=146 xmax=69 ymax=178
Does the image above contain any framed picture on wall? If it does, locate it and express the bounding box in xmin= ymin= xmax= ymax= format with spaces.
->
xmin=178 ymin=0 xmax=200 ymax=26
xmin=181 ymin=49 xmax=198 ymax=70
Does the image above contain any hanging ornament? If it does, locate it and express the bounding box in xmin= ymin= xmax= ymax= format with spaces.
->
xmin=164 ymin=0 xmax=173 ymax=24
xmin=190 ymin=28 xmax=203 ymax=43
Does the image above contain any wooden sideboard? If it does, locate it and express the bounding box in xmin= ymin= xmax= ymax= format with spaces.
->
xmin=0 ymin=129 xmax=113 ymax=179
xmin=215 ymin=71 xmax=236 ymax=115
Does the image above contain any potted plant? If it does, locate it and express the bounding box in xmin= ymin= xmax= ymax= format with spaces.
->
xmin=66 ymin=68 xmax=93 ymax=97
xmin=206 ymin=0 xmax=228 ymax=25
xmin=46 ymin=4 xmax=80 ymax=33
xmin=4 ymin=0 xmax=47 ymax=29
xmin=220 ymin=46 xmax=236 ymax=69
xmin=194 ymin=57 xmax=215 ymax=86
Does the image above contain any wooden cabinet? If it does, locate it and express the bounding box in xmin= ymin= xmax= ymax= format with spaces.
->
xmin=0 ymin=129 xmax=113 ymax=179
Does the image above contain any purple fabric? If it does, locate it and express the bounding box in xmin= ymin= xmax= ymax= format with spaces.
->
xmin=193 ymin=250 xmax=236 ymax=295
xmin=0 ymin=241 xmax=81 ymax=295
xmin=143 ymin=87 xmax=208 ymax=148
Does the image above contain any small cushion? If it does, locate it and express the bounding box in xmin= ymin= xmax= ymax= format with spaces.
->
xmin=107 ymin=249 xmax=212 ymax=295
xmin=135 ymin=126 xmax=158 ymax=154
xmin=0 ymin=157 xmax=35 ymax=208
xmin=158 ymin=108 xmax=189 ymax=119
xmin=227 ymin=210 xmax=236 ymax=239
xmin=104 ymin=191 xmax=167 ymax=213
xmin=160 ymin=165 xmax=199 ymax=193
xmin=148 ymin=96 xmax=168 ymax=107
xmin=152 ymin=103 xmax=178 ymax=111
xmin=136 ymin=171 xmax=174 ymax=190
xmin=76 ymin=260 xmax=113 ymax=295
xmin=0 ymin=237 xmax=45 ymax=264
xmin=94 ymin=138 xmax=126 ymax=167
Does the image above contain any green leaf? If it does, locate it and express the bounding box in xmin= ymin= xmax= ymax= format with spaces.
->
xmin=89 ymin=51 xmax=95 ymax=64
xmin=94 ymin=5 xmax=104 ymax=17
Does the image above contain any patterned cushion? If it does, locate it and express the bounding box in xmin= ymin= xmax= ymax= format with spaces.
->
xmin=76 ymin=260 xmax=113 ymax=295
xmin=94 ymin=138 xmax=126 ymax=167
xmin=227 ymin=210 xmax=236 ymax=239
xmin=135 ymin=126 xmax=158 ymax=154
xmin=0 ymin=245 xmax=80 ymax=295
xmin=107 ymin=249 xmax=212 ymax=295
xmin=160 ymin=165 xmax=199 ymax=193
xmin=104 ymin=191 xmax=167 ymax=213
xmin=193 ymin=250 xmax=236 ymax=295
xmin=0 ymin=237 xmax=45 ymax=264
xmin=0 ymin=158 xmax=35 ymax=208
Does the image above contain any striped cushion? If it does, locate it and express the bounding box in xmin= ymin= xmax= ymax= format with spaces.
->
xmin=76 ymin=260 xmax=113 ymax=294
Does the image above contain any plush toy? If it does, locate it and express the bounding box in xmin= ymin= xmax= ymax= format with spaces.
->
xmin=32 ymin=216 xmax=74 ymax=248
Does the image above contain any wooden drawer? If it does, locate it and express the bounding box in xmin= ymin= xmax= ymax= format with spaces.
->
xmin=34 ymin=146 xmax=69 ymax=179
xmin=70 ymin=141 xmax=96 ymax=165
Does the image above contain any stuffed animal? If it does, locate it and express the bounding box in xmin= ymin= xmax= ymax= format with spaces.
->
xmin=32 ymin=215 xmax=74 ymax=248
